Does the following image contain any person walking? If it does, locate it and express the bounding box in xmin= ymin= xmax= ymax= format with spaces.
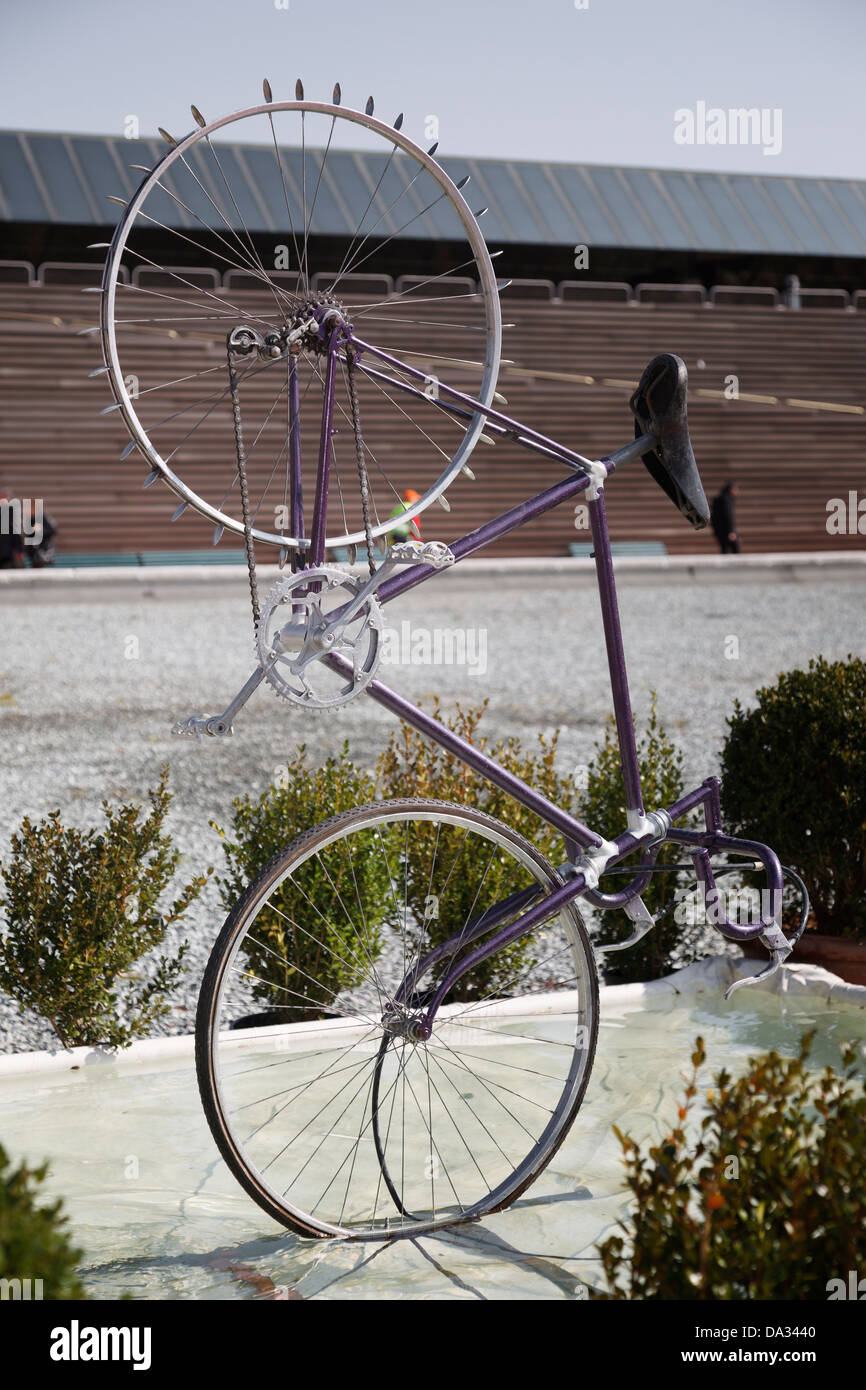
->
xmin=710 ymin=481 xmax=740 ymax=554
xmin=27 ymin=506 xmax=57 ymax=567
xmin=388 ymin=488 xmax=423 ymax=543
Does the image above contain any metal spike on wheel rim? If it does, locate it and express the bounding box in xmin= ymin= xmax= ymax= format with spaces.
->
xmin=263 ymin=78 xmax=273 ymax=102
xmin=99 ymin=401 xmax=122 ymax=415
xmin=212 ymin=525 xmax=224 ymax=546
xmin=106 ymin=195 xmax=126 ymax=206
xmin=333 ymin=82 xmax=341 ymax=104
xmin=278 ymin=545 xmax=288 ymax=569
xmin=129 ymin=164 xmax=151 ymax=174
xmin=88 ymin=365 xmax=110 ymax=378
xmin=143 ymin=470 xmax=160 ymax=488
xmin=462 ymin=465 xmax=475 ymax=480
xmin=494 ymin=391 xmax=508 ymax=405
xmin=427 ymin=142 xmax=439 ymax=156
xmin=295 ymin=78 xmax=304 ymax=100
xmin=479 ymin=433 xmax=495 ymax=445
xmin=474 ymin=207 xmax=488 ymax=218
xmin=365 ymin=96 xmax=374 ymax=116
xmin=191 ymin=105 xmax=206 ymax=128
xmin=87 ymin=242 xmax=110 ymax=250
xmin=158 ymin=128 xmax=176 ymax=145
xmin=456 ymin=175 xmax=470 ymax=190
xmin=437 ymin=494 xmax=451 ymax=511
xmin=347 ymin=543 xmax=357 ymax=566
xmin=120 ymin=441 xmax=137 ymax=460
xmin=171 ymin=501 xmax=188 ymax=521
xmin=393 ymin=112 xmax=404 ymax=130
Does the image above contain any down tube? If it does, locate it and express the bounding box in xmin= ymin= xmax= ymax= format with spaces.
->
xmin=327 ymin=651 xmax=603 ymax=850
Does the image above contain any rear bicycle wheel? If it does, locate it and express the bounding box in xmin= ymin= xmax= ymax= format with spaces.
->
xmin=196 ymin=798 xmax=598 ymax=1239
xmin=98 ymin=91 xmax=501 ymax=552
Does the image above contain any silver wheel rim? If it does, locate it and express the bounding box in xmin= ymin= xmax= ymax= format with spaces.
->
xmin=100 ymin=101 xmax=502 ymax=549
xmin=205 ymin=804 xmax=596 ymax=1239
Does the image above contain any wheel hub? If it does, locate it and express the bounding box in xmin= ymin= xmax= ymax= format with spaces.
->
xmin=381 ymin=1005 xmax=431 ymax=1044
xmin=291 ymin=294 xmax=346 ymax=354
xmin=227 ymin=295 xmax=348 ymax=363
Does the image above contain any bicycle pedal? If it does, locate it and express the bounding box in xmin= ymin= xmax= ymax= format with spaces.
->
xmin=171 ymin=714 xmax=233 ymax=740
xmin=388 ymin=540 xmax=455 ymax=569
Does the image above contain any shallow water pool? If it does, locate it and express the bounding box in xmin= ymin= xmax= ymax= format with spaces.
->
xmin=1 ymin=967 xmax=863 ymax=1300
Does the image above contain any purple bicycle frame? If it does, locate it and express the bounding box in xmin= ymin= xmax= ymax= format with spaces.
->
xmin=283 ymin=318 xmax=785 ymax=1028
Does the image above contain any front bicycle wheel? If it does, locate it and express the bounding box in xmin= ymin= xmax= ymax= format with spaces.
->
xmin=196 ymin=799 xmax=598 ymax=1239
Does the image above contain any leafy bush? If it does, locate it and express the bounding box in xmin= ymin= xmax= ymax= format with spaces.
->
xmin=720 ymin=656 xmax=866 ymax=938
xmin=211 ymin=743 xmax=389 ymax=1020
xmin=0 ymin=768 xmax=203 ymax=1049
xmin=595 ymin=1033 xmax=866 ymax=1300
xmin=377 ymin=699 xmax=573 ymax=1000
xmin=579 ymin=697 xmax=701 ymax=981
xmin=0 ymin=1144 xmax=85 ymax=1299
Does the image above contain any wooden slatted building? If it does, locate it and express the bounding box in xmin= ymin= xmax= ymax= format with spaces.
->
xmin=1 ymin=130 xmax=865 ymax=558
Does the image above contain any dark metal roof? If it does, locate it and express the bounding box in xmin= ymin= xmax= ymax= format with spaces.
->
xmin=2 ymin=129 xmax=866 ymax=258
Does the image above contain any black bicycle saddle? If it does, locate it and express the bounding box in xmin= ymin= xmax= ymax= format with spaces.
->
xmin=629 ymin=353 xmax=710 ymax=529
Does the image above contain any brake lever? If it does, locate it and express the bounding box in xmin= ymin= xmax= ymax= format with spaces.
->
xmin=724 ymin=921 xmax=793 ymax=1000
xmin=594 ymin=894 xmax=657 ymax=956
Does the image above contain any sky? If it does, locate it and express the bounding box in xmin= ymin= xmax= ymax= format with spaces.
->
xmin=0 ymin=0 xmax=864 ymax=179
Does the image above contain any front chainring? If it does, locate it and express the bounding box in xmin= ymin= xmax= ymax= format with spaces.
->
xmin=256 ymin=565 xmax=384 ymax=709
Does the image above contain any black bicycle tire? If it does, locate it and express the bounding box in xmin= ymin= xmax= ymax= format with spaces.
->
xmin=196 ymin=797 xmax=599 ymax=1240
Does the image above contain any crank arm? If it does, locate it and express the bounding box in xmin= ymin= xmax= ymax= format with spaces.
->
xmin=276 ymin=541 xmax=455 ymax=651
xmin=329 ymin=540 xmax=455 ymax=629
xmin=171 ymin=666 xmax=266 ymax=739
xmin=283 ymin=610 xmax=373 ymax=677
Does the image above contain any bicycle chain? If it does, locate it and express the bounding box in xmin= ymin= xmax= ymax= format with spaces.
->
xmin=345 ymin=346 xmax=377 ymax=577
xmin=226 ymin=344 xmax=260 ymax=632
xmin=228 ymin=340 xmax=377 ymax=656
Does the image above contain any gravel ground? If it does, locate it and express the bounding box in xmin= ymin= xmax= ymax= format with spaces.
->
xmin=0 ymin=568 xmax=863 ymax=1051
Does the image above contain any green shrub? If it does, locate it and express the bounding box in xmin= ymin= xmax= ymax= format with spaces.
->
xmin=0 ymin=1143 xmax=84 ymax=1299
xmin=377 ymin=699 xmax=573 ymax=1000
xmin=580 ymin=697 xmax=701 ymax=981
xmin=595 ymin=1033 xmax=866 ymax=1300
xmin=720 ymin=656 xmax=866 ymax=938
xmin=211 ymin=743 xmax=389 ymax=1019
xmin=0 ymin=768 xmax=203 ymax=1049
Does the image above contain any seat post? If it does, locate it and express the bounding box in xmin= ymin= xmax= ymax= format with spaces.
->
xmin=588 ymin=489 xmax=645 ymax=824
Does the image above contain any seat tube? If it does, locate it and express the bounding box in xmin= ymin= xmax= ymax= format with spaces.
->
xmin=588 ymin=489 xmax=645 ymax=822
xmin=288 ymin=350 xmax=305 ymax=571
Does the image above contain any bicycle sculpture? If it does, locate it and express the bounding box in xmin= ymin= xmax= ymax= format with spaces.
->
xmin=96 ymin=86 xmax=808 ymax=1239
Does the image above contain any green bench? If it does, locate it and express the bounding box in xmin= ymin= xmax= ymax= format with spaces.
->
xmin=138 ymin=549 xmax=246 ymax=567
xmin=53 ymin=550 xmax=247 ymax=568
